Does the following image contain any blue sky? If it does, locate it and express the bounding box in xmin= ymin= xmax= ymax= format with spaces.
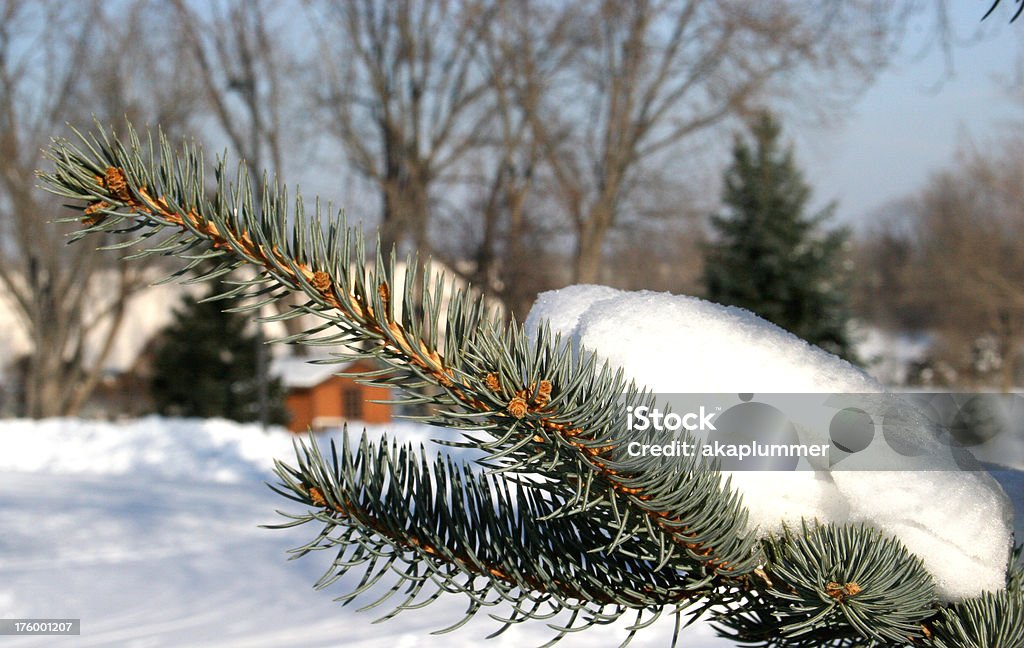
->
xmin=793 ymin=4 xmax=1022 ymax=228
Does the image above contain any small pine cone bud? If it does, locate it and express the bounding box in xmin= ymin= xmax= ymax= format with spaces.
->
xmin=378 ymin=281 xmax=390 ymax=303
xmin=484 ymin=372 xmax=501 ymax=392
xmin=311 ymin=271 xmax=332 ymax=293
xmin=534 ymin=379 xmax=553 ymax=406
xmin=84 ymin=201 xmax=108 ymax=215
xmin=825 ymin=581 xmax=861 ymax=602
xmin=82 ymin=201 xmax=110 ymax=226
xmin=507 ymin=397 xmax=528 ymax=419
xmin=308 ymin=486 xmax=327 ymax=507
xmin=104 ymin=167 xmax=131 ymax=202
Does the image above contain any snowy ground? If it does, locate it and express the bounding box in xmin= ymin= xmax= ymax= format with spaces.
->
xmin=0 ymin=417 xmax=739 ymax=647
xmin=0 ymin=417 xmax=1020 ymax=647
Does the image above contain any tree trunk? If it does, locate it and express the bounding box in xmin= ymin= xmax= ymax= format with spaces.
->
xmin=574 ymin=205 xmax=614 ymax=284
xmin=992 ymin=309 xmax=1017 ymax=393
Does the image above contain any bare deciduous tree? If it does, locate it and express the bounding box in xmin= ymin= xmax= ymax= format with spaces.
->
xmin=852 ymin=202 xmax=933 ymax=333
xmin=0 ymin=0 xmax=197 ymax=417
xmin=452 ymin=0 xmax=578 ymax=319
xmin=308 ymin=0 xmax=495 ymax=255
xmin=910 ymin=141 xmax=1024 ymax=391
xmin=170 ymin=0 xmax=309 ymax=415
xmin=171 ymin=0 xmax=292 ymax=191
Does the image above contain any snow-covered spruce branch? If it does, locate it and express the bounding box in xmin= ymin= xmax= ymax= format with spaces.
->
xmin=38 ymin=125 xmax=1023 ymax=647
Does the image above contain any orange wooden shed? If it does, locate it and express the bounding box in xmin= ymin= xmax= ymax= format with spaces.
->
xmin=274 ymin=357 xmax=391 ymax=433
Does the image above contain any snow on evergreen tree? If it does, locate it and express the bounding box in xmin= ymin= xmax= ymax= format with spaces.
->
xmin=703 ymin=111 xmax=856 ymax=361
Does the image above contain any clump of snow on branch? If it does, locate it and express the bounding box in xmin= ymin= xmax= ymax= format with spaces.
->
xmin=525 ymin=285 xmax=1014 ymax=600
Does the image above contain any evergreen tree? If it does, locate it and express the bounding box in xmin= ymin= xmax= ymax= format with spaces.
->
xmin=150 ymin=288 xmax=288 ymax=424
xmin=703 ymin=112 xmax=856 ymax=360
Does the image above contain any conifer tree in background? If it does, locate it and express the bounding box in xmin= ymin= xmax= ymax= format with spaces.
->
xmin=703 ymin=112 xmax=857 ymax=361
xmin=37 ymin=125 xmax=1023 ymax=648
xmin=150 ymin=288 xmax=288 ymax=424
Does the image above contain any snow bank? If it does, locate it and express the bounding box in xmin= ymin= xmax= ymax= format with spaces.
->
xmin=0 ymin=416 xmax=439 ymax=484
xmin=0 ymin=417 xmax=737 ymax=646
xmin=525 ymin=286 xmax=1015 ymax=600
